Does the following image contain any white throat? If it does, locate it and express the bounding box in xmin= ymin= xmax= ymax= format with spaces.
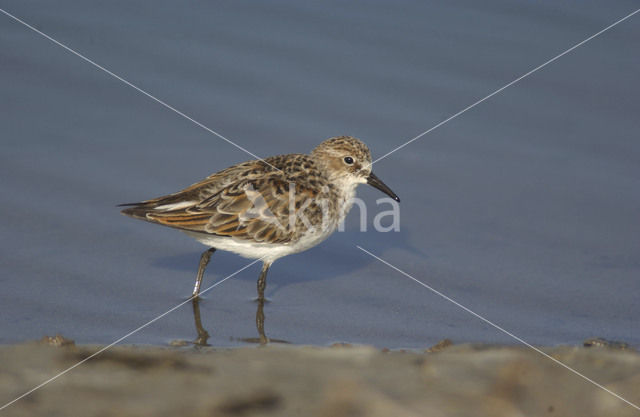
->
xmin=332 ymin=176 xmax=363 ymax=224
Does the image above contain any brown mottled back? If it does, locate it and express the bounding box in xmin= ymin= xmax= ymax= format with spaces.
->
xmin=120 ymin=137 xmax=374 ymax=244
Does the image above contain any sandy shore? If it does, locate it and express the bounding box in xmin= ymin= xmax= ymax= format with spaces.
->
xmin=1 ymin=339 xmax=639 ymax=417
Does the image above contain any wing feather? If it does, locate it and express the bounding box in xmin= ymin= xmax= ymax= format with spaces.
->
xmin=121 ymin=155 xmax=325 ymax=244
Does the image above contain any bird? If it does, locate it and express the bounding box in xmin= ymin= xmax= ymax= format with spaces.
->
xmin=120 ymin=136 xmax=400 ymax=301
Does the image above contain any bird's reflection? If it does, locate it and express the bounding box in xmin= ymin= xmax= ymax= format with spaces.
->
xmin=189 ymin=297 xmax=290 ymax=346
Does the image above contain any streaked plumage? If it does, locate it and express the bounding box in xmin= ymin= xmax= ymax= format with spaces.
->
xmin=121 ymin=136 xmax=399 ymax=299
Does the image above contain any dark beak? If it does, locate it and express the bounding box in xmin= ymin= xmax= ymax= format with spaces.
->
xmin=367 ymin=172 xmax=400 ymax=202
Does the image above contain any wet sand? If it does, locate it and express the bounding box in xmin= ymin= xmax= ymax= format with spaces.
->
xmin=2 ymin=339 xmax=639 ymax=416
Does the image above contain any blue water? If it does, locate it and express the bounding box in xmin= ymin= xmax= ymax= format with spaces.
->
xmin=1 ymin=0 xmax=639 ymax=348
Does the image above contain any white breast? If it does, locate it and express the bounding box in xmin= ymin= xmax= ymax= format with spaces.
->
xmin=183 ymin=181 xmax=362 ymax=263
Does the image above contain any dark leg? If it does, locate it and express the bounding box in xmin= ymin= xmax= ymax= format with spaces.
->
xmin=256 ymin=262 xmax=271 ymax=302
xmin=255 ymin=298 xmax=268 ymax=345
xmin=193 ymin=248 xmax=216 ymax=297
xmin=191 ymin=297 xmax=210 ymax=346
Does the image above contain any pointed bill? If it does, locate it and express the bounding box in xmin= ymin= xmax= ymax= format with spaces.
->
xmin=367 ymin=172 xmax=400 ymax=202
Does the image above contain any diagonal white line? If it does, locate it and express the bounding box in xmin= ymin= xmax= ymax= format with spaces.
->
xmin=356 ymin=245 xmax=640 ymax=412
xmin=0 ymin=257 xmax=263 ymax=412
xmin=0 ymin=8 xmax=282 ymax=172
xmin=371 ymin=8 xmax=640 ymax=166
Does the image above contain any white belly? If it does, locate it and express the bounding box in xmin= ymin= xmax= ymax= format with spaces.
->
xmin=183 ymin=224 xmax=338 ymax=264
xmin=184 ymin=183 xmax=358 ymax=263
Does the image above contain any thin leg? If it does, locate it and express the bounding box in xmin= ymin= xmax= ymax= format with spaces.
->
xmin=256 ymin=298 xmax=268 ymax=345
xmin=191 ymin=297 xmax=210 ymax=346
xmin=256 ymin=262 xmax=271 ymax=302
xmin=193 ymin=248 xmax=216 ymax=297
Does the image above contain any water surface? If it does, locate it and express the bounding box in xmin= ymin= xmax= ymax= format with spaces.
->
xmin=1 ymin=0 xmax=639 ymax=348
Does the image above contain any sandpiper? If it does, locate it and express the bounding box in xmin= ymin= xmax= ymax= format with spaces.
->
xmin=120 ymin=136 xmax=400 ymax=300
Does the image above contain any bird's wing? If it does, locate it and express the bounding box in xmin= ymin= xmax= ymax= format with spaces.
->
xmin=121 ymin=163 xmax=322 ymax=244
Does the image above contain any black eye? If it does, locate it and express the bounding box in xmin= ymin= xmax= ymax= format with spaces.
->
xmin=344 ymin=156 xmax=354 ymax=165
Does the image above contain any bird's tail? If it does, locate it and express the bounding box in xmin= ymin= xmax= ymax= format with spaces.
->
xmin=118 ymin=202 xmax=155 ymax=221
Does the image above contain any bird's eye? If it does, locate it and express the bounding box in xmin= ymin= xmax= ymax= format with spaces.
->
xmin=343 ymin=156 xmax=354 ymax=165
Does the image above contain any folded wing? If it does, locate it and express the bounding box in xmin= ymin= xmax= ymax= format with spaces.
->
xmin=121 ymin=161 xmax=320 ymax=244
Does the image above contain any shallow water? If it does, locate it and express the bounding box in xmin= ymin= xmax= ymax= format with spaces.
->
xmin=1 ymin=1 xmax=639 ymax=348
